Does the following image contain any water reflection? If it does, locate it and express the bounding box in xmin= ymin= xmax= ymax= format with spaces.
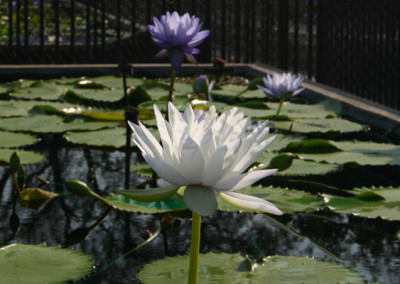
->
xmin=0 ymin=144 xmax=399 ymax=284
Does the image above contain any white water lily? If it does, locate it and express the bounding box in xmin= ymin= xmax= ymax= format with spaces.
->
xmin=127 ymin=102 xmax=282 ymax=217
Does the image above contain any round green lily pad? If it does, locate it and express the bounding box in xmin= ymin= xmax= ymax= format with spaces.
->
xmin=104 ymin=193 xmax=187 ymax=214
xmin=0 ymin=131 xmax=39 ymax=148
xmin=64 ymin=127 xmax=126 ymax=148
xmin=218 ymin=185 xmax=324 ymax=213
xmin=324 ymin=186 xmax=400 ymax=220
xmin=0 ymin=149 xmax=45 ymax=165
xmin=137 ymin=252 xmax=365 ymax=283
xmin=0 ymin=243 xmax=93 ymax=284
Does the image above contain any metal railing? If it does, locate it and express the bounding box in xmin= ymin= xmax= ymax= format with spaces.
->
xmin=1 ymin=0 xmax=399 ymax=109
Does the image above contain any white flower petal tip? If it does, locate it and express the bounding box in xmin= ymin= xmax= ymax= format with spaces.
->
xmin=218 ymin=191 xmax=283 ymax=215
xmin=118 ymin=185 xmax=180 ymax=202
xmin=184 ymin=186 xmax=218 ymax=216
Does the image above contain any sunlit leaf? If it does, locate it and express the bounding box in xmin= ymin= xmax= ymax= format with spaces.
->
xmin=137 ymin=253 xmax=365 ymax=283
xmin=297 ymin=140 xmax=400 ymax=166
xmin=0 ymin=115 xmax=119 ymax=133
xmin=324 ymin=186 xmax=400 ymax=220
xmin=0 ymin=131 xmax=39 ymax=148
xmin=0 ymin=149 xmax=45 ymax=165
xmin=105 ymin=193 xmax=187 ymax=213
xmin=218 ymin=185 xmax=324 ymax=213
xmin=0 ymin=243 xmax=93 ymax=283
xmin=10 ymin=81 xmax=66 ymax=100
xmin=64 ymin=127 xmax=126 ymax=148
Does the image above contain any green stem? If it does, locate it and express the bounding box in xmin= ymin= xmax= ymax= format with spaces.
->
xmin=168 ymin=68 xmax=177 ymax=103
xmin=276 ymin=97 xmax=285 ymax=116
xmin=12 ymin=173 xmax=21 ymax=194
xmin=188 ymin=212 xmax=201 ymax=284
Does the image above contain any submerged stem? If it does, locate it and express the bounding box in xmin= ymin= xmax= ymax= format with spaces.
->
xmin=188 ymin=212 xmax=201 ymax=284
xmin=276 ymin=97 xmax=285 ymax=116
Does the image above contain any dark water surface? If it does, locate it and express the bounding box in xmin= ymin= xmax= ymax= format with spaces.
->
xmin=0 ymin=138 xmax=399 ymax=284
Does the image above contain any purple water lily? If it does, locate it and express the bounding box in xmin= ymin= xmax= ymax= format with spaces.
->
xmin=257 ymin=73 xmax=305 ymax=98
xmin=147 ymin=11 xmax=210 ymax=70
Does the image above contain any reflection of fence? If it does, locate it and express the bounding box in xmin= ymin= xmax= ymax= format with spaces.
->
xmin=1 ymin=0 xmax=399 ymax=109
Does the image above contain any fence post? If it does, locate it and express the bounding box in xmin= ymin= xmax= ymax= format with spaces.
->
xmin=277 ymin=0 xmax=289 ymax=70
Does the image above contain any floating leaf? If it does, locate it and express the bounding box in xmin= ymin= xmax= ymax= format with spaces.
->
xmin=0 ymin=131 xmax=39 ymax=148
xmin=324 ymin=186 xmax=400 ymax=220
xmin=105 ymin=193 xmax=187 ymax=214
xmin=280 ymin=139 xmax=342 ymax=154
xmin=0 ymin=115 xmax=119 ymax=133
xmin=218 ymin=185 xmax=324 ymax=213
xmin=269 ymin=118 xmax=366 ymax=134
xmin=297 ymin=140 xmax=400 ymax=166
xmin=0 ymin=243 xmax=93 ymax=283
xmin=137 ymin=253 xmax=364 ymax=283
xmin=10 ymin=81 xmax=66 ymax=100
xmin=0 ymin=149 xmax=45 ymax=165
xmin=64 ymin=127 xmax=126 ymax=148
xmin=255 ymin=152 xmax=340 ymax=176
xmin=118 ymin=185 xmax=180 ymax=202
xmin=67 ymin=88 xmax=124 ymax=102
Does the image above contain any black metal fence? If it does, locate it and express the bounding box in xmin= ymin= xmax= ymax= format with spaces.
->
xmin=1 ymin=0 xmax=399 ymax=109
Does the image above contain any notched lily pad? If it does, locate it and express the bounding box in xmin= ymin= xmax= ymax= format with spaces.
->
xmin=137 ymin=252 xmax=365 ymax=283
xmin=10 ymin=81 xmax=66 ymax=100
xmin=0 ymin=131 xmax=39 ymax=148
xmin=0 ymin=243 xmax=93 ymax=284
xmin=104 ymin=193 xmax=187 ymax=214
xmin=324 ymin=186 xmax=400 ymax=220
xmin=64 ymin=127 xmax=126 ymax=148
xmin=218 ymin=185 xmax=324 ymax=213
xmin=0 ymin=149 xmax=45 ymax=165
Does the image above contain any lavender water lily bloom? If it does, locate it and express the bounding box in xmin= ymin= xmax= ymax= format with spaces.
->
xmin=257 ymin=73 xmax=305 ymax=99
xmin=125 ymin=102 xmax=282 ymax=217
xmin=147 ymin=11 xmax=210 ymax=70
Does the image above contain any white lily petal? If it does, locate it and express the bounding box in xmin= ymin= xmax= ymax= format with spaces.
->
xmin=213 ymin=169 xmax=277 ymax=192
xmin=179 ymin=135 xmax=205 ymax=184
xmin=218 ymin=191 xmax=282 ymax=215
xmin=143 ymin=153 xmax=190 ymax=186
xmin=184 ymin=186 xmax=218 ymax=216
xmin=154 ymin=105 xmax=173 ymax=149
xmin=202 ymin=138 xmax=241 ymax=186
xmin=129 ymin=121 xmax=160 ymax=158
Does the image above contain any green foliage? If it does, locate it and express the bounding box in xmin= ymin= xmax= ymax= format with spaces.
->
xmin=0 ymin=243 xmax=93 ymax=284
xmin=137 ymin=253 xmax=365 ymax=283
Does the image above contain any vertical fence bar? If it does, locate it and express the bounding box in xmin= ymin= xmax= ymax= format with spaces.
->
xmin=16 ymin=0 xmax=20 ymax=62
xmin=116 ymin=0 xmax=121 ymax=63
xmin=307 ymin=0 xmax=314 ymax=79
xmin=8 ymin=0 xmax=13 ymax=63
xmin=23 ymin=0 xmax=29 ymax=63
xmin=293 ymin=0 xmax=299 ymax=74
xmin=263 ymin=0 xmax=270 ymax=64
xmin=203 ymin=0 xmax=212 ymax=62
xmin=131 ymin=0 xmax=137 ymax=62
xmin=70 ymin=0 xmax=75 ymax=63
xmin=40 ymin=0 xmax=44 ymax=62
xmin=101 ymin=0 xmax=106 ymax=62
xmin=315 ymin=0 xmax=324 ymax=82
xmin=86 ymin=0 xmax=91 ymax=62
xmin=55 ymin=0 xmax=60 ymax=63
xmin=250 ymin=0 xmax=255 ymax=62
xmin=234 ymin=0 xmax=241 ymax=62
xmin=278 ymin=0 xmax=289 ymax=70
xmin=220 ymin=0 xmax=226 ymax=60
xmin=93 ymin=0 xmax=98 ymax=61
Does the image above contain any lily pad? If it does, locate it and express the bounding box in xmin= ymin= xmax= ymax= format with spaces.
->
xmin=218 ymin=185 xmax=324 ymax=213
xmin=324 ymin=186 xmax=400 ymax=220
xmin=10 ymin=81 xmax=66 ymax=100
xmin=0 ymin=131 xmax=39 ymax=148
xmin=137 ymin=252 xmax=365 ymax=283
xmin=0 ymin=243 xmax=93 ymax=284
xmin=0 ymin=149 xmax=45 ymax=165
xmin=255 ymin=152 xmax=340 ymax=176
xmin=66 ymin=88 xmax=124 ymax=102
xmin=64 ymin=127 xmax=126 ymax=148
xmin=269 ymin=118 xmax=366 ymax=134
xmin=104 ymin=193 xmax=187 ymax=214
xmin=297 ymin=140 xmax=400 ymax=166
xmin=0 ymin=115 xmax=119 ymax=133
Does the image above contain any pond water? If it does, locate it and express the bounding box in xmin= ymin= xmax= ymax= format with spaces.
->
xmin=0 ymin=74 xmax=400 ymax=283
